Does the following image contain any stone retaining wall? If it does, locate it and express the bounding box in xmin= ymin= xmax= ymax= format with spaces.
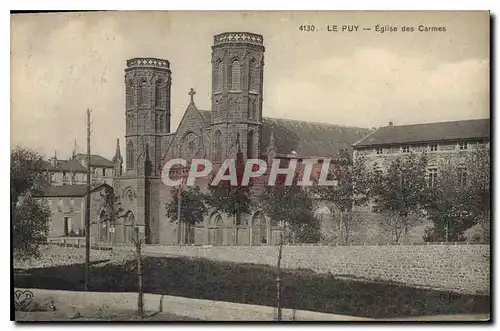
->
xmin=139 ymin=244 xmax=490 ymax=295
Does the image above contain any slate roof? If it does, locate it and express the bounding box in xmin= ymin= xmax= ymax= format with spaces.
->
xmin=353 ymin=119 xmax=490 ymax=148
xmin=42 ymin=158 xmax=87 ymax=173
xmin=73 ymin=154 xmax=114 ymax=168
xmin=43 ymin=185 xmax=88 ymax=197
xmin=197 ymin=110 xmax=371 ymax=158
xmin=262 ymin=118 xmax=371 ymax=157
xmin=42 ymin=183 xmax=112 ymax=198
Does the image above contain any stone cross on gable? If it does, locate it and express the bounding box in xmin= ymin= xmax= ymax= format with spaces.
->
xmin=189 ymin=88 xmax=196 ymax=105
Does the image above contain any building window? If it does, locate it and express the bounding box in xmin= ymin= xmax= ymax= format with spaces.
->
xmin=458 ymin=166 xmax=467 ymax=187
xmin=102 ymin=168 xmax=106 ymax=177
xmin=428 ymin=168 xmax=438 ymax=188
xmin=213 ymin=130 xmax=222 ymax=162
xmin=249 ymin=59 xmax=258 ymax=92
xmin=459 ymin=141 xmax=468 ymax=150
xmin=230 ymin=59 xmax=241 ymax=91
xmin=216 ymin=60 xmax=223 ymax=92
xmin=139 ymin=81 xmax=148 ymax=107
xmin=126 ymin=81 xmax=134 ymax=109
xmin=62 ymin=172 xmax=68 ymax=185
xmin=247 ymin=131 xmax=254 ymax=159
xmin=376 ymin=148 xmax=383 ymax=155
xmin=155 ymin=80 xmax=166 ymax=108
xmin=429 ymin=144 xmax=438 ymax=152
xmin=63 ymin=217 xmax=72 ymax=237
xmin=402 ymin=145 xmax=410 ymax=153
xmin=127 ymin=141 xmax=135 ymax=170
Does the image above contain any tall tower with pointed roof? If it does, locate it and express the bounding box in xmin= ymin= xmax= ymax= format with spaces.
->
xmin=112 ymin=138 xmax=123 ymax=177
xmin=210 ymin=32 xmax=265 ymax=163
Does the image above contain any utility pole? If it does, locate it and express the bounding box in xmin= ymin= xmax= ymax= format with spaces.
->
xmin=85 ymin=109 xmax=91 ymax=291
xmin=276 ymin=231 xmax=283 ymax=321
xmin=177 ymin=181 xmax=182 ymax=245
xmin=133 ymin=227 xmax=144 ymax=318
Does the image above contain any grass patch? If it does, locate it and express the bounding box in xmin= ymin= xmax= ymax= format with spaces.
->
xmin=15 ymin=254 xmax=489 ymax=319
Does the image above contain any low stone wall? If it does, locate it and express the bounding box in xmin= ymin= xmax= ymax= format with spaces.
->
xmin=139 ymin=243 xmax=490 ymax=295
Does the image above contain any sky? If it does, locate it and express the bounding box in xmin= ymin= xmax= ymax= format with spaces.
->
xmin=10 ymin=11 xmax=490 ymax=160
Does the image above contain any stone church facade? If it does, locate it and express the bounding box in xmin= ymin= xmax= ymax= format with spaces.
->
xmin=111 ymin=32 xmax=371 ymax=245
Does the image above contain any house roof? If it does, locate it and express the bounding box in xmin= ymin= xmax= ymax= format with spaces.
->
xmin=43 ymin=185 xmax=88 ymax=197
xmin=42 ymin=183 xmax=112 ymax=198
xmin=353 ymin=118 xmax=490 ymax=148
xmin=197 ymin=110 xmax=371 ymax=158
xmin=42 ymin=158 xmax=88 ymax=173
xmin=73 ymin=154 xmax=114 ymax=168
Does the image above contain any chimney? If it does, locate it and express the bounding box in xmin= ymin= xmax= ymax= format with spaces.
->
xmin=50 ymin=150 xmax=58 ymax=167
xmin=388 ymin=121 xmax=393 ymax=127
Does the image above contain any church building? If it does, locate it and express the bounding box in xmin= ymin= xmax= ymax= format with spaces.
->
xmin=111 ymin=32 xmax=371 ymax=245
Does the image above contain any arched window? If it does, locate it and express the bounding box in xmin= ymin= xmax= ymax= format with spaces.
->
xmin=214 ymin=130 xmax=222 ymax=162
xmin=155 ymin=80 xmax=165 ymax=108
xmin=230 ymin=59 xmax=241 ymax=91
xmin=249 ymin=59 xmax=258 ymax=92
xmin=247 ymin=131 xmax=254 ymax=159
xmin=126 ymin=81 xmax=134 ymax=109
xmin=126 ymin=141 xmax=135 ymax=170
xmin=139 ymin=81 xmax=148 ymax=107
xmin=216 ymin=60 xmax=223 ymax=92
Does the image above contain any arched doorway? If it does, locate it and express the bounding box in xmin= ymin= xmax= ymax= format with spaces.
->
xmin=214 ymin=214 xmax=223 ymax=246
xmin=252 ymin=212 xmax=268 ymax=244
xmin=208 ymin=212 xmax=224 ymax=246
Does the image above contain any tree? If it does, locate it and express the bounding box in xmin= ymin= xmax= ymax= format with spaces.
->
xmin=99 ymin=187 xmax=125 ymax=242
xmin=165 ymin=186 xmax=208 ymax=244
xmin=314 ymin=150 xmax=372 ymax=243
xmin=206 ymin=175 xmax=252 ymax=228
xmin=424 ymin=144 xmax=490 ymax=242
xmin=371 ymin=152 xmax=429 ymax=243
xmin=259 ymin=173 xmax=321 ymax=244
xmin=11 ymin=146 xmax=52 ymax=259
xmin=205 ymin=146 xmax=252 ymax=228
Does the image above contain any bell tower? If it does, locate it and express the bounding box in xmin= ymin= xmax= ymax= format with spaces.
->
xmin=210 ymin=32 xmax=265 ymax=162
xmin=124 ymin=57 xmax=172 ymax=177
xmin=120 ymin=57 xmax=172 ymax=244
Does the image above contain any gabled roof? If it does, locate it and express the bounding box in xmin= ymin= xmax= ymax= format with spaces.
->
xmin=42 ymin=158 xmax=87 ymax=173
xmin=353 ymin=118 xmax=490 ymax=148
xmin=262 ymin=118 xmax=371 ymax=157
xmin=197 ymin=110 xmax=371 ymax=158
xmin=42 ymin=183 xmax=112 ymax=198
xmin=73 ymin=154 xmax=114 ymax=168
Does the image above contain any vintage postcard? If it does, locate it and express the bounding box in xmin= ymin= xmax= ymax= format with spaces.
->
xmin=11 ymin=10 xmax=490 ymax=322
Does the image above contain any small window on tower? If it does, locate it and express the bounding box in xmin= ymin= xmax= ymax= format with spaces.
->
xmin=126 ymin=81 xmax=134 ymax=109
xmin=139 ymin=81 xmax=148 ymax=107
xmin=230 ymin=59 xmax=241 ymax=91
xmin=216 ymin=60 xmax=223 ymax=92
xmin=249 ymin=59 xmax=258 ymax=92
xmin=155 ymin=81 xmax=164 ymax=108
